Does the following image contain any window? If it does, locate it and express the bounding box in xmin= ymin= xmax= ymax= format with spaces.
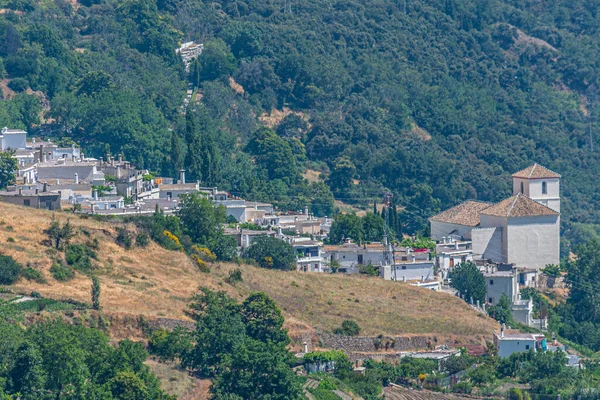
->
xmin=520 ymin=181 xmax=524 ymax=194
xmin=401 ymin=266 xmax=406 ymax=270
xmin=23 ymin=199 xmax=30 ymax=206
xmin=402 ymin=256 xmax=407 ymax=261
xmin=525 ymin=345 xmax=530 ymax=350
xmin=542 ymin=181 xmax=547 ymax=194
xmin=489 ymin=280 xmax=494 ymax=285
xmin=488 ymin=297 xmax=493 ymax=303
xmin=358 ymin=255 xmax=363 ymax=264
xmin=167 ymin=192 xmax=172 ymax=198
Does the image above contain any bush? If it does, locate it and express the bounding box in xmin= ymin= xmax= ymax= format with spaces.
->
xmin=65 ymin=244 xmax=96 ymax=273
xmin=0 ymin=254 xmax=23 ymax=284
xmin=135 ymin=232 xmax=150 ymax=247
xmin=116 ymin=227 xmax=133 ymax=250
xmin=7 ymin=77 xmax=28 ymax=92
xmin=244 ymin=236 xmax=296 ymax=270
xmin=333 ymin=319 xmax=361 ymax=336
xmin=148 ymin=327 xmax=192 ymax=362
xmin=452 ymin=381 xmax=472 ymax=394
xmin=22 ymin=267 xmax=47 ymax=283
xmin=307 ymin=388 xmax=340 ymax=400
xmin=225 ymin=268 xmax=243 ymax=284
xmin=317 ymin=377 xmax=337 ymax=390
xmin=50 ymin=262 xmax=75 ymax=282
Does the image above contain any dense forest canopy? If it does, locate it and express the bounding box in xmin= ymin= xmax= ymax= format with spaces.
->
xmin=0 ymin=0 xmax=599 ymax=241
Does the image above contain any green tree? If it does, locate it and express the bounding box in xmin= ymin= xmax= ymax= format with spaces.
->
xmin=177 ymin=193 xmax=226 ymax=246
xmin=241 ymin=292 xmax=289 ymax=345
xmin=76 ymin=70 xmax=113 ymax=96
xmin=327 ymin=156 xmax=356 ymax=192
xmin=183 ymin=288 xmax=246 ymax=377
xmin=0 ymin=254 xmax=23 ymax=285
xmin=566 ymin=239 xmax=600 ymax=323
xmin=9 ymin=342 xmax=48 ymax=399
xmin=333 ymin=320 xmax=361 ymax=336
xmin=328 ymin=213 xmax=363 ymax=244
xmin=199 ymin=39 xmax=236 ymax=82
xmin=0 ymin=150 xmax=17 ymax=189
xmin=109 ymin=371 xmax=149 ymax=400
xmin=210 ymin=338 xmax=303 ymax=400
xmin=244 ymin=236 xmax=296 ymax=271
xmin=91 ymin=276 xmax=101 ymax=311
xmin=362 ymin=212 xmax=386 ymax=242
xmin=450 ymin=261 xmax=486 ymax=304
xmin=246 ymin=127 xmax=299 ymax=184
xmin=488 ymin=294 xmax=515 ymax=326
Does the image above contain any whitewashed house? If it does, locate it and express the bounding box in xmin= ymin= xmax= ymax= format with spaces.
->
xmin=494 ymin=329 xmax=545 ymax=358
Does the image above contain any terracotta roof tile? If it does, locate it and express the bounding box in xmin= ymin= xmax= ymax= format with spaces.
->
xmin=480 ymin=193 xmax=559 ymax=218
xmin=512 ymin=163 xmax=561 ymax=179
xmin=428 ymin=201 xmax=492 ymax=227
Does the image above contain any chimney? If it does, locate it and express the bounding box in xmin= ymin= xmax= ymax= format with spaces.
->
xmin=403 ymin=276 xmax=406 ymax=282
xmin=93 ymin=189 xmax=98 ymax=200
xmin=442 ymin=237 xmax=446 ymax=245
xmin=305 ymin=207 xmax=309 ymax=217
xmin=179 ymin=169 xmax=185 ymax=184
xmin=18 ymin=188 xmax=22 ymax=196
xmin=454 ymin=241 xmax=459 ymax=250
xmin=501 ymin=323 xmax=506 ymax=338
xmin=42 ymin=149 xmax=46 ymax=162
xmin=303 ymin=342 xmax=308 ymax=353
xmin=99 ymin=157 xmax=103 ymax=166
xmin=110 ymin=156 xmax=115 ymax=167
xmin=411 ymin=255 xmax=416 ymax=263
xmin=277 ymin=226 xmax=282 ymax=236
xmin=74 ymin=173 xmax=79 ymax=184
xmin=32 ymin=137 xmax=36 ymax=144
xmin=116 ymin=165 xmax=121 ymax=179
xmin=35 ymin=188 xmax=39 ymax=195
xmin=421 ymin=275 xmax=425 ymax=282
xmin=118 ymin=154 xmax=123 ymax=163
xmin=43 ymin=183 xmax=47 ymax=193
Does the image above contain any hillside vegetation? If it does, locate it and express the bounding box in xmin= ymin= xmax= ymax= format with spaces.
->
xmin=1 ymin=204 xmax=496 ymax=341
xmin=0 ymin=0 xmax=599 ymax=248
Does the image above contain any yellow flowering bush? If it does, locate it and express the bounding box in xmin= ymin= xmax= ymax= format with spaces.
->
xmin=163 ymin=230 xmax=182 ymax=250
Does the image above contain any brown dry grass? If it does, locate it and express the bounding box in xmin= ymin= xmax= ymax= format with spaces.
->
xmin=211 ymin=263 xmax=497 ymax=340
xmin=3 ymin=203 xmax=496 ymax=342
xmin=302 ymin=168 xmax=322 ymax=183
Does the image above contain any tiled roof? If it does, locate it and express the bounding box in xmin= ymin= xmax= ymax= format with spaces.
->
xmin=512 ymin=163 xmax=561 ymax=179
xmin=480 ymin=193 xmax=559 ymax=218
xmin=428 ymin=201 xmax=492 ymax=227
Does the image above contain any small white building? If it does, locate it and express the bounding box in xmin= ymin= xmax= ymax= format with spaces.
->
xmin=436 ymin=239 xmax=473 ymax=279
xmin=290 ymin=237 xmax=324 ymax=272
xmin=494 ymin=329 xmax=545 ymax=358
xmin=323 ymin=242 xmax=390 ymax=274
xmin=0 ymin=127 xmax=27 ymax=150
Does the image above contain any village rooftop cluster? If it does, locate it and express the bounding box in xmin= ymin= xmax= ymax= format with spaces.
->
xmin=0 ymin=127 xmax=572 ymax=362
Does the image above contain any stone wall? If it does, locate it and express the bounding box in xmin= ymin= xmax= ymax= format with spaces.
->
xmin=319 ymin=332 xmax=432 ymax=353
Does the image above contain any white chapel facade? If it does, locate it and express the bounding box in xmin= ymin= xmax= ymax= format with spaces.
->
xmin=430 ymin=164 xmax=560 ymax=270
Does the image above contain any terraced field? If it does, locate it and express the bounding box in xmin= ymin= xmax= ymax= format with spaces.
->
xmin=385 ymin=386 xmax=475 ymax=400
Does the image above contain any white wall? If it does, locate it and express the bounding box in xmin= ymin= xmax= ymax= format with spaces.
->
xmin=486 ymin=275 xmax=518 ymax=304
xmin=479 ymin=214 xmax=508 ymax=262
xmin=472 ymin=227 xmax=503 ymax=262
xmin=498 ymin=339 xmax=536 ymax=358
xmin=506 ymin=215 xmax=560 ymax=269
xmin=2 ymin=133 xmax=26 ymax=150
xmin=392 ymin=262 xmax=434 ymax=281
xmin=513 ymin=177 xmax=560 ymax=212
xmin=430 ymin=221 xmax=474 ymax=241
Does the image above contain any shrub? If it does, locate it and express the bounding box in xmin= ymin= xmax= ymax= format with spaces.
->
xmin=6 ymin=237 xmax=15 ymax=242
xmin=65 ymin=244 xmax=96 ymax=273
xmin=135 ymin=232 xmax=150 ymax=247
xmin=116 ymin=227 xmax=133 ymax=250
xmin=317 ymin=377 xmax=336 ymax=390
xmin=0 ymin=254 xmax=23 ymax=284
xmin=452 ymin=381 xmax=472 ymax=394
xmin=163 ymin=230 xmax=183 ymax=250
xmin=7 ymin=77 xmax=28 ymax=92
xmin=192 ymin=254 xmax=210 ymax=273
xmin=50 ymin=263 xmax=75 ymax=282
xmin=148 ymin=327 xmax=192 ymax=362
xmin=30 ymin=291 xmax=41 ymax=298
xmin=226 ymin=268 xmax=243 ymax=284
xmin=333 ymin=319 xmax=361 ymax=336
xmin=22 ymin=267 xmax=47 ymax=284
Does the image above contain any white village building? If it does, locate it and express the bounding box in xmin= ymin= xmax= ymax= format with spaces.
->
xmin=430 ymin=164 xmax=560 ymax=270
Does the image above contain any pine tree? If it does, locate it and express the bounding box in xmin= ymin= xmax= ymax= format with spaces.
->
xmin=373 ymin=201 xmax=378 ymax=216
xmin=91 ymin=276 xmax=101 ymax=310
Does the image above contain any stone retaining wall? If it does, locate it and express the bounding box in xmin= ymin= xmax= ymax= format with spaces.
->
xmin=319 ymin=332 xmax=432 ymax=353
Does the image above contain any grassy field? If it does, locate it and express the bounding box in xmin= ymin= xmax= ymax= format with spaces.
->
xmin=1 ymin=203 xmax=497 ymax=343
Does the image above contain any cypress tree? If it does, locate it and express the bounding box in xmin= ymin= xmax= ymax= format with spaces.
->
xmin=373 ymin=201 xmax=378 ymax=216
xmin=91 ymin=276 xmax=101 ymax=310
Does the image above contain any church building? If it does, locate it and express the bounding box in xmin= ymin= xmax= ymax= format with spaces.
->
xmin=429 ymin=164 xmax=560 ymax=270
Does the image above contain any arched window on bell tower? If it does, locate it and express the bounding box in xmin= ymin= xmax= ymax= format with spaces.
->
xmin=521 ymin=182 xmax=524 ymax=194
xmin=542 ymin=181 xmax=547 ymax=194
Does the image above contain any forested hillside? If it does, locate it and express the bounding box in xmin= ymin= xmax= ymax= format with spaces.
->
xmin=0 ymin=0 xmax=599 ymax=243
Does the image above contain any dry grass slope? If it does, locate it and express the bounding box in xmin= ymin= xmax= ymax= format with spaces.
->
xmin=0 ymin=203 xmax=497 ymax=342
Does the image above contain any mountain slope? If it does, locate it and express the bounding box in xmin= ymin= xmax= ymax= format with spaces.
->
xmin=0 ymin=204 xmax=496 ymax=341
